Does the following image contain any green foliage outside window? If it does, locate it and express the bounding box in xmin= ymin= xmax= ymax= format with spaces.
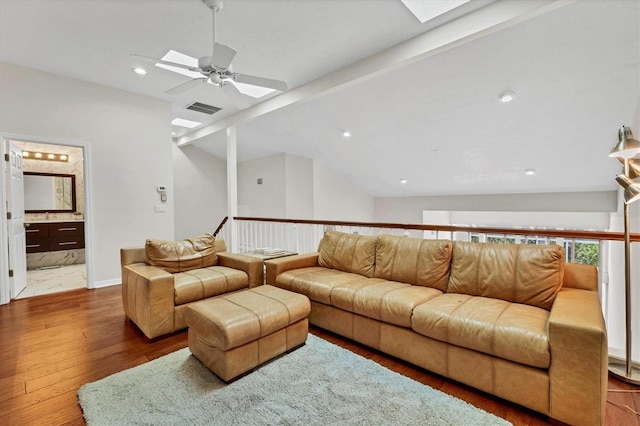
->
xmin=569 ymin=242 xmax=599 ymax=266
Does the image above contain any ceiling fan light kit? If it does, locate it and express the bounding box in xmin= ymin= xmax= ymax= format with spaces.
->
xmin=132 ymin=0 xmax=288 ymax=110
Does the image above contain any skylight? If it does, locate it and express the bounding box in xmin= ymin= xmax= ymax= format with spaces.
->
xmin=156 ymin=50 xmax=276 ymax=99
xmin=157 ymin=50 xmax=201 ymax=79
xmin=171 ymin=118 xmax=202 ymax=129
xmin=233 ymin=82 xmax=275 ymax=98
xmin=400 ymin=0 xmax=470 ymax=23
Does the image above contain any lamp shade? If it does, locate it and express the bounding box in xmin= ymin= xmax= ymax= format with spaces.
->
xmin=616 ymin=174 xmax=640 ymax=204
xmin=610 ymin=126 xmax=640 ymax=159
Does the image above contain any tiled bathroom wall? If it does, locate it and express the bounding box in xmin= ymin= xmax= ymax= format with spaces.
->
xmin=27 ymin=249 xmax=85 ymax=270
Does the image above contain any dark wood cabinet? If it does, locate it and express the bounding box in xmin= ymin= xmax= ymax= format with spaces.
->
xmin=25 ymin=222 xmax=85 ymax=253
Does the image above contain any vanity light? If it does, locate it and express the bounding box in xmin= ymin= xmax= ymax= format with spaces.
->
xmin=22 ymin=151 xmax=69 ymax=162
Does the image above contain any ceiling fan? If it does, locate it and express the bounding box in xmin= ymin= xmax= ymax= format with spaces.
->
xmin=132 ymin=0 xmax=288 ymax=109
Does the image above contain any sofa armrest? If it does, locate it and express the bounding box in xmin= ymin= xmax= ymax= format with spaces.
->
xmin=548 ymin=288 xmax=607 ymax=426
xmin=121 ymin=262 xmax=175 ymax=340
xmin=217 ymin=252 xmax=264 ymax=288
xmin=563 ymin=262 xmax=598 ymax=291
xmin=264 ymin=252 xmax=319 ymax=285
xmin=121 ymin=247 xmax=145 ymax=266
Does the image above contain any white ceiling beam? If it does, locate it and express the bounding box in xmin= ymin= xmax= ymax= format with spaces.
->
xmin=177 ymin=0 xmax=574 ymax=147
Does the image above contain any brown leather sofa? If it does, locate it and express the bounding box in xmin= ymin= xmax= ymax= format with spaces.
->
xmin=265 ymin=230 xmax=607 ymax=426
xmin=121 ymin=238 xmax=263 ymax=340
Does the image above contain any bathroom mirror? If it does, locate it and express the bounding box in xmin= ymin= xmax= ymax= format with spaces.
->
xmin=23 ymin=172 xmax=76 ymax=213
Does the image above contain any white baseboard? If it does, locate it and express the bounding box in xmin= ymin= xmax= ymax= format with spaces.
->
xmin=92 ymin=278 xmax=121 ymax=289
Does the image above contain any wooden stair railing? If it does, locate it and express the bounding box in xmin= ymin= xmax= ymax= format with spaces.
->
xmin=213 ymin=216 xmax=228 ymax=237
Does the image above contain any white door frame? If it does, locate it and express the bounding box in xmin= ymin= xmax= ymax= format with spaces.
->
xmin=0 ymin=133 xmax=94 ymax=305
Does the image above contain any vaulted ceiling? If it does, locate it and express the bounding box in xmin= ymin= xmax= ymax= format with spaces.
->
xmin=1 ymin=0 xmax=638 ymax=197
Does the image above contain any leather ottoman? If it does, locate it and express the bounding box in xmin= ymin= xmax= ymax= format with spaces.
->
xmin=185 ymin=285 xmax=311 ymax=382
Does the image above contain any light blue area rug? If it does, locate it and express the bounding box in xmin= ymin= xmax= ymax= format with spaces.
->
xmin=78 ymin=334 xmax=512 ymax=425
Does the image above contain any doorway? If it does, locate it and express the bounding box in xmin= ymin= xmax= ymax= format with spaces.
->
xmin=7 ymin=139 xmax=88 ymax=299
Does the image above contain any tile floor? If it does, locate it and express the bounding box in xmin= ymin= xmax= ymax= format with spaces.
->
xmin=16 ymin=264 xmax=87 ymax=299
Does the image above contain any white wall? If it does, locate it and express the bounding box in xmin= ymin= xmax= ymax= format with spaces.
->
xmin=0 ymin=62 xmax=174 ymax=287
xmin=313 ymin=161 xmax=374 ymax=222
xmin=238 ymin=153 xmax=286 ymax=218
xmin=172 ymin=143 xmax=227 ymax=240
xmin=375 ymin=191 xmax=619 ymax=223
xmin=285 ymin=154 xmax=313 ymax=219
xmin=237 ymin=154 xmax=374 ymax=221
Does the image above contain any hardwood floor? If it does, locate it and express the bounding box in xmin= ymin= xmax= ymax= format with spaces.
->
xmin=0 ymin=286 xmax=638 ymax=425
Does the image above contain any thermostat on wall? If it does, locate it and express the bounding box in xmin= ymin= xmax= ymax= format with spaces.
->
xmin=157 ymin=185 xmax=167 ymax=202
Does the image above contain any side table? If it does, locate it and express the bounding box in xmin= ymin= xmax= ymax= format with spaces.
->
xmin=242 ymin=250 xmax=298 ymax=284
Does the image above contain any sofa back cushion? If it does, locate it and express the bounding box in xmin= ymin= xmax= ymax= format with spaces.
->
xmin=447 ymin=241 xmax=564 ymax=310
xmin=318 ymin=230 xmax=377 ymax=278
xmin=145 ymin=234 xmax=226 ymax=273
xmin=374 ymin=234 xmax=452 ymax=291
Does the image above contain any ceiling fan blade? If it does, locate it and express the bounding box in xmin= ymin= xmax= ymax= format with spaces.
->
xmin=166 ymin=78 xmax=208 ymax=95
xmin=221 ymin=83 xmax=253 ymax=110
xmin=131 ymin=54 xmax=201 ymax=73
xmin=233 ymin=73 xmax=288 ymax=91
xmin=211 ymin=43 xmax=237 ymax=69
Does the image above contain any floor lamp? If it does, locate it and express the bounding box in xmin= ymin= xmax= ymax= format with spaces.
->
xmin=609 ymin=125 xmax=640 ymax=385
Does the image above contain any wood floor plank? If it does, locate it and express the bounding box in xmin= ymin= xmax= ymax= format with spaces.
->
xmin=1 ymin=285 xmax=638 ymax=425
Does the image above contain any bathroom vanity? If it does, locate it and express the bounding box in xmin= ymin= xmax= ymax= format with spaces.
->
xmin=25 ymin=221 xmax=85 ymax=253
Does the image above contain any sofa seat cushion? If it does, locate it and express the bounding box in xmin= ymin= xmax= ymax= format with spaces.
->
xmin=330 ymin=277 xmax=388 ymax=311
xmin=174 ymin=266 xmax=249 ymax=305
xmin=275 ymin=267 xmax=364 ymax=304
xmin=345 ymin=281 xmax=442 ymax=328
xmin=412 ymin=294 xmax=550 ymax=368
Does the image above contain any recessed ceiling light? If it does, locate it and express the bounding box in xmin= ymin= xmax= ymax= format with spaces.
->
xmin=400 ymin=179 xmax=408 ymax=184
xmin=499 ymin=90 xmax=516 ymax=103
xmin=171 ymin=118 xmax=202 ymax=129
xmin=524 ymin=168 xmax=536 ymax=175
xmin=132 ymin=67 xmax=148 ymax=76
xmin=342 ymin=131 xmax=351 ymax=138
